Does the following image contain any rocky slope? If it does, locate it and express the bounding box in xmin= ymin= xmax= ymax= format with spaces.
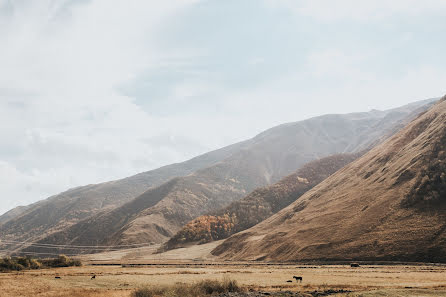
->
xmin=163 ymin=153 xmax=360 ymax=251
xmin=213 ymin=97 xmax=446 ymax=263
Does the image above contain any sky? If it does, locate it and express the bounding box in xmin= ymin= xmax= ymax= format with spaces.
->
xmin=0 ymin=0 xmax=445 ymax=215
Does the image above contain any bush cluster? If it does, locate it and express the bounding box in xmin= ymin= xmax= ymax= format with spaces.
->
xmin=0 ymin=255 xmax=81 ymax=272
xmin=167 ymin=214 xmax=237 ymax=247
xmin=403 ymin=135 xmax=446 ymax=208
xmin=40 ymin=254 xmax=82 ymax=268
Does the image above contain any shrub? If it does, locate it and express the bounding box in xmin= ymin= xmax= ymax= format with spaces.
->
xmin=133 ymin=287 xmax=161 ymax=297
xmin=29 ymin=258 xmax=42 ymax=269
xmin=132 ymin=278 xmax=243 ymax=297
xmin=41 ymin=254 xmax=82 ymax=268
xmin=0 ymin=257 xmax=25 ymax=272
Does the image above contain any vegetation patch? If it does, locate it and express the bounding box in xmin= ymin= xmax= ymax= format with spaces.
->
xmin=132 ymin=278 xmax=243 ymax=297
xmin=162 ymin=153 xmax=359 ymax=251
xmin=402 ymin=126 xmax=446 ymax=208
xmin=0 ymin=254 xmax=81 ymax=272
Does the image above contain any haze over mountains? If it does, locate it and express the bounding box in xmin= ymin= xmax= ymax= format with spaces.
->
xmin=0 ymin=141 xmax=249 ymax=237
xmin=0 ymin=98 xmax=437 ymax=255
xmin=213 ymin=97 xmax=446 ymax=263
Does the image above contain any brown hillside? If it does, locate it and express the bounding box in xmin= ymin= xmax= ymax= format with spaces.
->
xmin=163 ymin=153 xmax=359 ymax=251
xmin=0 ymin=140 xmax=248 ymax=243
xmin=213 ymin=98 xmax=446 ymax=263
xmin=0 ymin=205 xmax=32 ymax=226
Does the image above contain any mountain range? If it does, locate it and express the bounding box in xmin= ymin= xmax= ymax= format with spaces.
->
xmin=0 ymin=98 xmax=437 ymax=255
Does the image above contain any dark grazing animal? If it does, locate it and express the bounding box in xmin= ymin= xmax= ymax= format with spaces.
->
xmin=293 ymin=276 xmax=303 ymax=283
xmin=55 ymin=276 xmax=61 ymax=279
xmin=286 ymin=280 xmax=293 ymax=283
xmin=91 ymin=275 xmax=96 ymax=279
xmin=350 ymin=263 xmax=360 ymax=267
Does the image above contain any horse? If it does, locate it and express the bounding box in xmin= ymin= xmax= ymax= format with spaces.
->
xmin=293 ymin=276 xmax=303 ymax=283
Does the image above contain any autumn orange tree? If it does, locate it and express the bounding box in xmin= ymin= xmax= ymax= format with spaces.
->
xmin=167 ymin=214 xmax=237 ymax=247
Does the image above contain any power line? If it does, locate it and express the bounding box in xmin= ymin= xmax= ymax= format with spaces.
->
xmin=7 ymin=251 xmax=81 ymax=257
xmin=0 ymin=242 xmax=132 ymax=251
xmin=0 ymin=247 xmax=126 ymax=251
xmin=0 ymin=239 xmax=151 ymax=249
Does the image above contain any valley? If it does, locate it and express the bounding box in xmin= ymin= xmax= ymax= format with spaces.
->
xmin=2 ymin=2 xmax=445 ymax=296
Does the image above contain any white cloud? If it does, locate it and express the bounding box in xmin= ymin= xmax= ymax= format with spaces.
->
xmin=0 ymin=0 xmax=209 ymax=214
xmin=265 ymin=0 xmax=446 ymax=21
xmin=0 ymin=160 xmax=72 ymax=213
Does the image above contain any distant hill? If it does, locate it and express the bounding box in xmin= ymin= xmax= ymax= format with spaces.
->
xmin=162 ymin=153 xmax=359 ymax=251
xmin=213 ymin=97 xmax=446 ymax=263
xmin=0 ymin=141 xmax=250 ymax=240
xmin=0 ymin=98 xmax=436 ymax=254
xmin=0 ymin=205 xmax=32 ymax=226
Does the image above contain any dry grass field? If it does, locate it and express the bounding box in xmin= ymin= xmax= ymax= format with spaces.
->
xmin=1 ymin=263 xmax=445 ymax=297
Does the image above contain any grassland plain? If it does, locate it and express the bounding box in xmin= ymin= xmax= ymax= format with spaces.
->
xmin=0 ymin=264 xmax=445 ymax=297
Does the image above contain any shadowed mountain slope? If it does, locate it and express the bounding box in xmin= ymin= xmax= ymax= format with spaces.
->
xmin=162 ymin=153 xmax=360 ymax=251
xmin=213 ymin=98 xmax=446 ymax=263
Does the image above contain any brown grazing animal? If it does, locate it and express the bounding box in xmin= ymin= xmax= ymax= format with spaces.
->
xmin=293 ymin=276 xmax=303 ymax=283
